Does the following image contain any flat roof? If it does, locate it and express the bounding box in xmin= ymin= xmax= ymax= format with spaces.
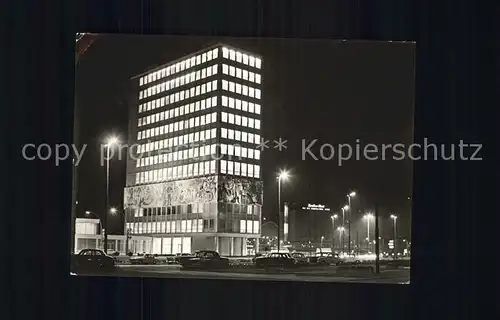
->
xmin=131 ymin=42 xmax=263 ymax=80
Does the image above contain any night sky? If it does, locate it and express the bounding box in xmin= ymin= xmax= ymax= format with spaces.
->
xmin=75 ymin=35 xmax=415 ymax=238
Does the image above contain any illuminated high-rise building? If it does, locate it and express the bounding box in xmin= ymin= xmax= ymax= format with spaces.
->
xmin=123 ymin=44 xmax=263 ymax=256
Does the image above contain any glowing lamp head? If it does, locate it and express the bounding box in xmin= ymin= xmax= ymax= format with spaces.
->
xmin=106 ymin=136 xmax=119 ymax=146
xmin=390 ymin=214 xmax=398 ymax=220
xmin=85 ymin=211 xmax=91 ymax=215
xmin=110 ymin=207 xmax=117 ymax=214
xmin=278 ymin=170 xmax=289 ymax=181
xmin=364 ymin=213 xmax=374 ymax=219
xmin=343 ymin=205 xmax=349 ymax=211
xmin=348 ymin=191 xmax=356 ymax=197
xmin=332 ymin=214 xmax=338 ymax=219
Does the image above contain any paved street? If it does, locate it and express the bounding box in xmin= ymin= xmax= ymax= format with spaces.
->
xmin=73 ymin=264 xmax=410 ymax=284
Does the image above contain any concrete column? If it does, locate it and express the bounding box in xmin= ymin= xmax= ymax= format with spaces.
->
xmin=241 ymin=237 xmax=244 ymax=256
xmin=255 ymin=237 xmax=260 ymax=254
xmin=230 ymin=237 xmax=234 ymax=256
xmin=214 ymin=236 xmax=219 ymax=252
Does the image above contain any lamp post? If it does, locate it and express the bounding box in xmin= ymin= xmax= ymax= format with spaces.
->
xmin=277 ymin=170 xmax=289 ymax=253
xmin=331 ymin=214 xmax=338 ymax=251
xmin=347 ymin=191 xmax=356 ymax=253
xmin=364 ymin=212 xmax=374 ymax=250
xmin=320 ymin=236 xmax=324 ymax=250
xmin=104 ymin=136 xmax=119 ymax=254
xmin=390 ymin=214 xmax=398 ymax=259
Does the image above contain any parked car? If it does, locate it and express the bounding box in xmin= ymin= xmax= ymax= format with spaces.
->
xmin=174 ymin=253 xmax=193 ymax=264
xmin=290 ymin=252 xmax=309 ymax=265
xmin=254 ymin=252 xmax=297 ymax=269
xmin=179 ymin=250 xmax=230 ymax=269
xmin=130 ymin=254 xmax=157 ymax=265
xmin=71 ymin=249 xmax=115 ymax=271
xmin=317 ymin=252 xmax=343 ymax=265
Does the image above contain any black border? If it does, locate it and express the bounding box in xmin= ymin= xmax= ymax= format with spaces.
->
xmin=4 ymin=0 xmax=492 ymax=319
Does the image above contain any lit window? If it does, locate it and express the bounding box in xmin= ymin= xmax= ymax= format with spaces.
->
xmin=235 ymin=115 xmax=241 ymax=126
xmin=248 ymin=87 xmax=254 ymax=98
xmin=229 ymin=82 xmax=235 ymax=92
xmin=242 ymin=70 xmax=248 ymax=81
xmin=234 ymin=162 xmax=241 ymax=175
xmin=207 ymin=50 xmax=212 ymax=60
xmin=202 ymin=53 xmax=207 ymax=63
xmin=249 ymin=56 xmax=255 ymax=67
xmin=212 ymin=65 xmax=217 ymax=75
xmin=200 ymin=114 xmax=206 ymax=126
xmin=139 ymin=91 xmax=143 ymax=99
xmin=241 ymin=163 xmax=247 ymax=176
xmin=242 ymin=118 xmax=248 ymax=129
xmin=223 ymin=64 xmax=228 ymax=74
xmin=222 ymin=112 xmax=228 ymax=122
xmin=200 ymin=99 xmax=206 ymax=110
xmin=222 ymin=80 xmax=228 ymax=91
xmin=237 ymin=102 xmax=245 ymax=113
xmin=212 ymin=96 xmax=217 ymax=106
xmin=189 ymin=118 xmax=195 ymax=128
xmin=139 ymin=77 xmax=144 ymax=86
xmin=227 ymin=161 xmax=234 ymax=175
xmin=235 ymin=130 xmax=241 ymax=141
xmin=254 ymin=134 xmax=260 ymax=144
xmin=255 ymin=89 xmax=261 ymax=99
xmin=236 ymin=52 xmax=242 ymax=63
xmin=248 ymin=148 xmax=254 ymax=160
xmin=228 ymin=113 xmax=235 ymax=124
xmin=228 ymin=129 xmax=234 ymax=140
xmin=201 ymin=83 xmax=206 ymax=94
xmin=221 ymin=144 xmax=227 ymax=154
xmin=228 ymin=98 xmax=234 ymax=109
xmin=242 ymin=85 xmax=248 ymax=96
xmin=229 ymin=50 xmax=236 ymax=60
xmin=255 ymin=119 xmax=261 ymax=130
xmin=205 ymin=114 xmax=211 ymax=124
xmin=211 ymin=128 xmax=216 ymax=138
xmin=211 ymin=113 xmax=217 ymax=123
xmin=212 ymin=80 xmax=217 ymax=90
xmin=206 ymin=129 xmax=211 ymax=139
xmin=254 ymin=150 xmax=261 ymax=160
xmin=229 ymin=66 xmax=235 ymax=77
xmin=242 ymin=54 xmax=248 ymax=65
xmin=222 ymin=47 xmax=229 ymax=58
xmin=196 ymin=55 xmax=201 ymax=65
xmin=236 ymin=68 xmax=242 ymax=78
xmin=236 ymin=83 xmax=242 ymax=94
xmin=207 ymin=81 xmax=212 ymax=92
xmin=221 ymin=128 xmax=228 ymax=138
xmin=255 ymin=58 xmax=261 ymax=69
xmin=254 ymin=165 xmax=260 ymax=178
xmin=220 ymin=160 xmax=227 ymax=174
xmin=207 ymin=66 xmax=212 ymax=77
xmin=202 ymin=68 xmax=206 ymax=79
xmin=221 ymin=96 xmax=228 ymax=107
xmin=255 ymin=74 xmax=261 ymax=84
xmin=212 ymin=48 xmax=218 ymax=58
xmin=186 ymin=59 xmax=191 ymax=69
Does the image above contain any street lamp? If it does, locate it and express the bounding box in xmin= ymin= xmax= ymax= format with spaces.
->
xmin=364 ymin=212 xmax=374 ymax=250
xmin=277 ymin=170 xmax=289 ymax=253
xmin=104 ymin=136 xmax=119 ymax=253
xmin=390 ymin=214 xmax=398 ymax=258
xmin=331 ymin=214 xmax=338 ymax=251
xmin=347 ymin=191 xmax=356 ymax=253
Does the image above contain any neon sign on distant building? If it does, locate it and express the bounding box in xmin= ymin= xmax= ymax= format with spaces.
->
xmin=301 ymin=203 xmax=331 ymax=211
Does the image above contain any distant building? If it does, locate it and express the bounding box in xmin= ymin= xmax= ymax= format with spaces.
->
xmin=123 ymin=44 xmax=264 ymax=256
xmin=286 ymin=203 xmax=336 ymax=245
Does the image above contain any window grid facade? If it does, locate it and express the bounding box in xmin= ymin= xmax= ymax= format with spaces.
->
xmin=126 ymin=45 xmax=263 ymax=253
